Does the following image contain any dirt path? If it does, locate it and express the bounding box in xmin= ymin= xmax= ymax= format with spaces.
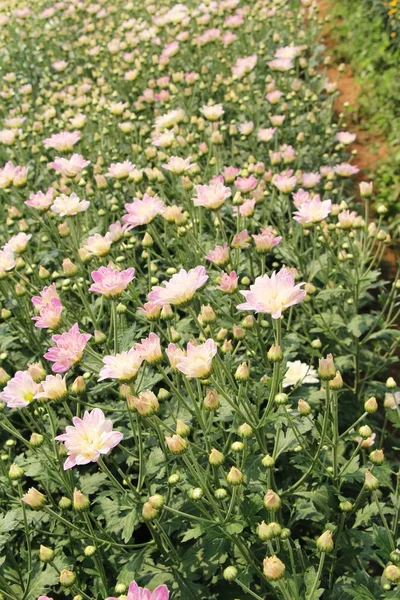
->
xmin=316 ymin=0 xmax=397 ymax=277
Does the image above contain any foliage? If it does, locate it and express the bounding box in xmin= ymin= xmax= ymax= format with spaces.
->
xmin=0 ymin=1 xmax=399 ymax=600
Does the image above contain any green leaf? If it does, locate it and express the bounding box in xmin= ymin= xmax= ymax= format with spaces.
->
xmin=225 ymin=522 xmax=244 ymax=534
xmin=304 ymin=566 xmax=324 ymax=600
xmin=353 ymin=503 xmax=379 ymax=528
xmin=348 ymin=315 xmax=375 ymax=338
xmin=181 ymin=526 xmax=203 ymax=542
xmin=27 ymin=565 xmax=59 ymax=600
xmin=122 ymin=508 xmax=138 ymax=543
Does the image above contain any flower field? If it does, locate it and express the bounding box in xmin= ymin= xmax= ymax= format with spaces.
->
xmin=0 ymin=1 xmax=399 ymax=599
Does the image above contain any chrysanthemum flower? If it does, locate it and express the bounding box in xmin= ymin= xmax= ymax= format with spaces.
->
xmin=55 ymin=408 xmax=123 ymax=470
xmin=34 ymin=374 xmax=67 ymax=401
xmin=51 ymin=192 xmax=90 ymax=216
xmin=89 ymin=266 xmax=135 ymax=296
xmin=149 ymin=266 xmax=208 ymax=307
xmin=0 ymin=371 xmax=40 ymax=408
xmin=44 ymin=131 xmax=80 ymax=151
xmin=237 ymin=268 xmax=306 ymax=318
xmin=122 ymin=194 xmax=165 ymax=229
xmin=135 ymin=333 xmax=162 ymax=364
xmin=44 ymin=323 xmax=91 ymax=373
xmin=193 ymin=178 xmax=231 ymax=210
xmin=176 ymin=339 xmax=218 ymax=379
xmin=25 ymin=188 xmax=54 ymax=211
xmin=283 ymin=361 xmax=319 ymax=388
xmin=98 ymin=349 xmax=143 ymax=381
xmin=293 ymin=196 xmax=331 ymax=225
xmin=106 ymin=580 xmax=169 ymax=600
xmin=49 ymin=154 xmax=90 ymax=177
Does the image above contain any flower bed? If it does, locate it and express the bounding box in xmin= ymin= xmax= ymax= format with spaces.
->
xmin=0 ymin=1 xmax=399 ymax=599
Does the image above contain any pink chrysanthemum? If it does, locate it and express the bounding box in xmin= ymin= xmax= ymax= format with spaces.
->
xmin=98 ymin=349 xmax=143 ymax=382
xmin=237 ymin=268 xmax=306 ymax=319
xmin=148 ymin=266 xmax=208 ymax=307
xmin=0 ymin=371 xmax=40 ymax=408
xmin=293 ymin=197 xmax=332 ymax=225
xmin=122 ymin=194 xmax=165 ymax=229
xmin=106 ymin=581 xmax=169 ymax=600
xmin=44 ymin=323 xmax=91 ymax=373
xmin=135 ymin=333 xmax=162 ymax=364
xmin=176 ymin=339 xmax=218 ymax=379
xmin=193 ymin=178 xmax=231 ymax=210
xmin=55 ymin=408 xmax=123 ymax=470
xmin=49 ymin=154 xmax=90 ymax=177
xmin=89 ymin=266 xmax=135 ymax=296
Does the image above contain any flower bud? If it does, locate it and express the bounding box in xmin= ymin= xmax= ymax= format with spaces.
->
xmin=176 ymin=419 xmax=190 ymax=437
xmin=165 ymin=435 xmax=187 ymax=454
xmin=384 ymin=564 xmax=400 ymax=583
xmin=298 ymin=399 xmax=311 ymax=415
xmin=8 ymin=463 xmax=24 ymax=480
xmin=142 ymin=232 xmax=153 ymax=247
xmin=263 ymin=489 xmax=281 ymax=511
xmin=71 ymin=376 xmax=86 ymax=395
xmin=62 ymin=258 xmax=78 ymax=276
xmin=280 ymin=528 xmax=291 ymax=540
xmin=188 ymin=487 xmax=203 ymax=500
xmin=262 ymin=454 xmax=275 ymax=468
xmin=238 ymin=423 xmax=252 ymax=438
xmin=73 ymin=488 xmax=90 ymax=511
xmin=316 ymin=530 xmax=334 ymax=553
xmin=204 ymin=389 xmax=219 ymax=410
xmin=39 ymin=545 xmax=54 ymax=563
xmin=231 ymin=441 xmax=244 ymax=452
xmin=223 ymin=566 xmax=238 ymax=581
xmin=318 ymin=354 xmax=336 ymax=380
xmin=364 ymin=470 xmax=379 ymax=490
xmin=364 ymin=396 xmax=378 ymax=413
xmin=339 ymin=500 xmax=353 ymax=513
xmin=370 ymin=449 xmax=384 ymax=465
xmin=209 ymin=448 xmax=224 ymax=465
xmin=311 ymin=338 xmax=322 ymax=349
xmin=28 ymin=362 xmax=46 ymax=383
xmin=257 ymin=521 xmax=280 ymax=541
xmin=241 ymin=315 xmax=254 ymax=329
xmin=0 ymin=368 xmax=10 ymax=385
xmin=157 ymin=388 xmax=170 ymax=401
xmin=386 ymin=377 xmax=397 ymax=389
xmin=59 ymin=496 xmax=72 ymax=509
xmin=148 ymin=494 xmax=164 ymax=509
xmin=115 ymin=583 xmax=127 ymax=594
xmin=199 ymin=304 xmax=216 ymax=324
xmin=263 ymin=555 xmax=285 ymax=581
xmin=235 ymin=362 xmax=249 ymax=381
xmin=359 ymin=182 xmax=373 ymax=197
xmin=274 ymin=392 xmax=288 ymax=405
xmin=30 ymin=433 xmax=44 ymax=447
xmin=390 ymin=550 xmax=400 ymax=565
xmin=215 ymin=488 xmax=228 ymax=499
xmin=142 ymin=501 xmax=159 ymax=521
xmin=267 ymin=344 xmax=283 ymax=362
xmin=329 ymin=371 xmax=343 ymax=390
xmin=233 ymin=326 xmax=245 ymax=340
xmin=22 ymin=487 xmax=46 ymax=509
xmin=84 ymin=545 xmax=96 ymax=557
xmin=358 ymin=425 xmax=372 ymax=439
xmin=227 ymin=466 xmax=243 ymax=486
xmin=128 ymin=391 xmax=159 ymax=416
xmin=168 ymin=473 xmax=180 ymax=485
xmin=160 ymin=304 xmax=173 ymax=320
xmin=60 ymin=570 xmax=76 ymax=588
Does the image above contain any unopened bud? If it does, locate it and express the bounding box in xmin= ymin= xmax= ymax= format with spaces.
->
xmin=40 ymin=545 xmax=54 ymax=563
xmin=364 ymin=470 xmax=379 ymax=490
xmin=227 ymin=466 xmax=243 ymax=485
xmin=263 ymin=489 xmax=281 ymax=510
xmin=317 ymin=530 xmax=334 ymax=553
xmin=384 ymin=564 xmax=400 ymax=583
xmin=73 ymin=488 xmax=90 ymax=511
xmin=370 ymin=449 xmax=384 ymax=465
xmin=142 ymin=501 xmax=159 ymax=521
xmin=263 ymin=555 xmax=285 ymax=581
xmin=364 ymin=396 xmax=378 ymax=413
xmin=339 ymin=500 xmax=353 ymax=512
xmin=59 ymin=496 xmax=72 ymax=509
xmin=298 ymin=399 xmax=311 ymax=415
xmin=274 ymin=392 xmax=288 ymax=405
xmin=223 ymin=566 xmax=238 ymax=581
xmin=142 ymin=232 xmax=153 ymax=247
xmin=84 ymin=545 xmax=96 ymax=557
xmin=94 ymin=330 xmax=107 ymax=343
xmin=165 ymin=434 xmax=187 ymax=454
xmin=267 ymin=344 xmax=283 ymax=362
xmin=204 ymin=389 xmax=219 ymax=410
xmin=8 ymin=463 xmax=24 ymax=480
xmin=386 ymin=377 xmax=397 ymax=389
xmin=235 ymin=362 xmax=249 ymax=381
xmin=209 ymin=448 xmax=224 ymax=465
xmin=262 ymin=454 xmax=275 ymax=468
xmin=358 ymin=425 xmax=372 ymax=439
xmin=71 ymin=376 xmax=86 ymax=395
xmin=329 ymin=371 xmax=343 ymax=390
xmin=60 ymin=570 xmax=76 ymax=588
xmin=148 ymin=494 xmax=164 ymax=509
xmin=238 ymin=423 xmax=252 ymax=438
xmin=318 ymin=354 xmax=336 ymax=380
xmin=30 ymin=433 xmax=44 ymax=447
